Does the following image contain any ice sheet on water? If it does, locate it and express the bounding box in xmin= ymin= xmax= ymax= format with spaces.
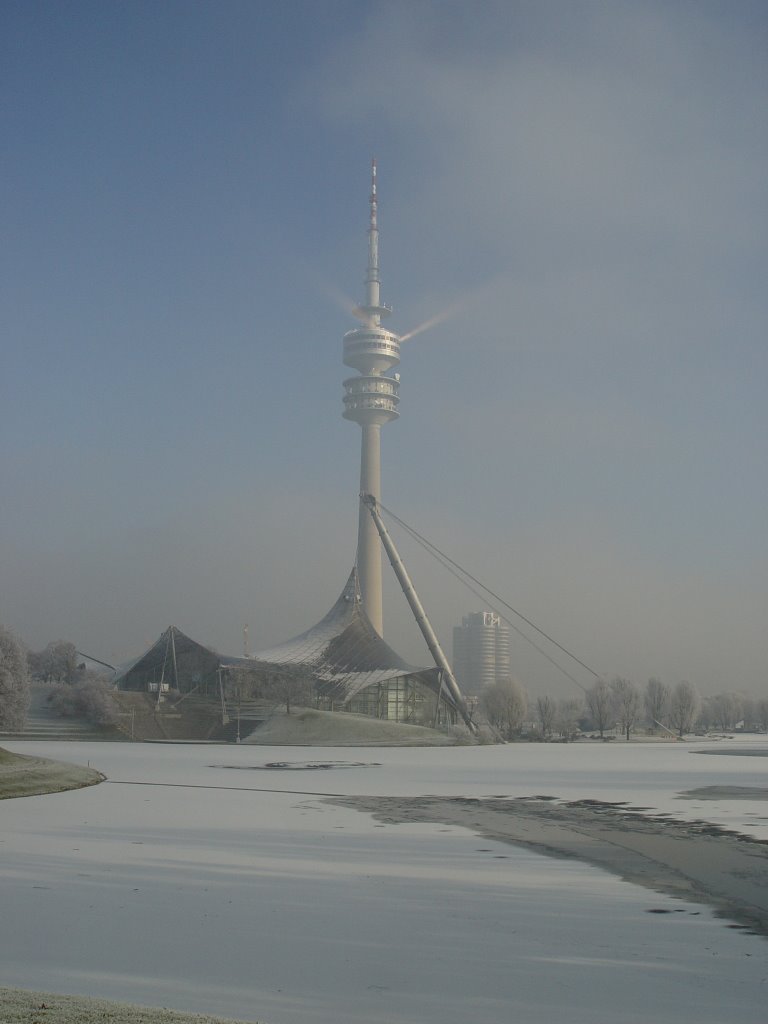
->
xmin=1 ymin=738 xmax=766 ymax=1024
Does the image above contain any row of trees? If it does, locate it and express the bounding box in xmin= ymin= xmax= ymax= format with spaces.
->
xmin=582 ymin=677 xmax=700 ymax=739
xmin=552 ymin=676 xmax=768 ymax=740
xmin=26 ymin=637 xmax=119 ymax=727
xmin=478 ymin=679 xmax=579 ymax=741
xmin=699 ymin=692 xmax=768 ymax=733
xmin=478 ymin=673 xmax=768 ymax=742
xmin=533 ymin=694 xmax=587 ymax=741
xmin=0 ymin=631 xmax=119 ymax=731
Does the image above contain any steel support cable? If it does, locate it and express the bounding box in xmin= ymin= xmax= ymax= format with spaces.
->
xmin=389 ymin=524 xmax=590 ymax=694
xmin=434 ymin=554 xmax=588 ymax=692
xmin=394 ymin=514 xmax=598 ymax=688
xmin=377 ymin=501 xmax=602 ymax=688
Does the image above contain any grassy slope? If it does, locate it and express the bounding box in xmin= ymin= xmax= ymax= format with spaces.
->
xmin=0 ymin=747 xmax=104 ymax=800
xmin=0 ymin=988 xmax=261 ymax=1024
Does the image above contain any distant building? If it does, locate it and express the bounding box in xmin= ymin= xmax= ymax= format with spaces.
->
xmin=452 ymin=612 xmax=511 ymax=695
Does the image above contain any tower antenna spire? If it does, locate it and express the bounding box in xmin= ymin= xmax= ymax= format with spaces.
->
xmin=367 ymin=158 xmax=378 ymax=309
xmin=370 ymin=156 xmax=377 ymax=229
xmin=354 ymin=157 xmax=391 ymax=327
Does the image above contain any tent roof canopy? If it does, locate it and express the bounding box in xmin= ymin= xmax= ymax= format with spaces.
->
xmin=247 ymin=568 xmax=445 ymax=705
xmin=116 ymin=569 xmax=454 ymax=710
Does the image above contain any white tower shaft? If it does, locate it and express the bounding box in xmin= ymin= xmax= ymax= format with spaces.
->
xmin=342 ymin=160 xmax=401 ymax=636
xmin=358 ymin=422 xmax=383 ymax=631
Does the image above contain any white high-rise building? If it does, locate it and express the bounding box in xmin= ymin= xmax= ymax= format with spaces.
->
xmin=452 ymin=611 xmax=511 ymax=695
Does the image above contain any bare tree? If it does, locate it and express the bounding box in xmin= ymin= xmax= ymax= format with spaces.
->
xmin=708 ymin=692 xmax=742 ymax=731
xmin=740 ymin=698 xmax=757 ymax=731
xmin=225 ymin=664 xmax=264 ymax=702
xmin=585 ymin=679 xmax=613 ymax=738
xmin=644 ymin=677 xmax=669 ymax=732
xmin=26 ymin=648 xmax=47 ymax=681
xmin=556 ymin=698 xmax=582 ymax=741
xmin=611 ymin=677 xmax=640 ymax=741
xmin=30 ymin=640 xmax=78 ymax=684
xmin=263 ymin=665 xmax=315 ymax=715
xmin=481 ymin=678 xmax=528 ymax=740
xmin=0 ymin=625 xmax=30 ymax=731
xmin=536 ymin=695 xmax=557 ymax=738
xmin=697 ymin=696 xmax=714 ymax=733
xmin=668 ymin=681 xmax=700 ymax=738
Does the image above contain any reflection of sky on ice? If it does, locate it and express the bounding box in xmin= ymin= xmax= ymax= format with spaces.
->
xmin=1 ymin=739 xmax=766 ymax=1024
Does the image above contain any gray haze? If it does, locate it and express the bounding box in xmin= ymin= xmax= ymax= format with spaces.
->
xmin=1 ymin=2 xmax=765 ymax=696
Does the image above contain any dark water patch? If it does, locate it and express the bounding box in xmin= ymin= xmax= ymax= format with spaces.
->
xmin=679 ymin=786 xmax=768 ymax=801
xmin=693 ymin=749 xmax=768 ymax=757
xmin=262 ymin=761 xmax=377 ymax=771
xmin=210 ymin=761 xmax=380 ymax=771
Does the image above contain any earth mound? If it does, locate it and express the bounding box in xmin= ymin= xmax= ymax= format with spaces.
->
xmin=243 ymin=707 xmax=465 ymax=746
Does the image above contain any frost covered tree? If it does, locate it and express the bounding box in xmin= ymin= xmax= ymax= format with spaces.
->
xmin=611 ymin=677 xmax=640 ymax=741
xmin=668 ymin=681 xmax=700 ymax=738
xmin=556 ymin=698 xmax=582 ymax=741
xmin=536 ymin=695 xmax=557 ymax=738
xmin=740 ymin=698 xmax=757 ymax=731
xmin=48 ymin=672 xmax=118 ymax=726
xmin=644 ymin=677 xmax=669 ymax=732
xmin=585 ymin=679 xmax=613 ymax=738
xmin=0 ymin=625 xmax=30 ymax=731
xmin=262 ymin=665 xmax=315 ymax=715
xmin=30 ymin=640 xmax=78 ymax=684
xmin=708 ymin=692 xmax=742 ymax=731
xmin=481 ymin=678 xmax=528 ymax=740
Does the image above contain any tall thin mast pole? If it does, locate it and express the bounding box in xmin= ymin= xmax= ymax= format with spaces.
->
xmin=366 ymin=158 xmax=380 ymax=316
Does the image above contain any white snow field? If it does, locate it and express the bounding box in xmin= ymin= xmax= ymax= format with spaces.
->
xmin=1 ymin=737 xmax=766 ymax=1024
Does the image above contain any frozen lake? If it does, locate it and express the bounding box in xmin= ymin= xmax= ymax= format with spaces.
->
xmin=1 ymin=738 xmax=766 ymax=1023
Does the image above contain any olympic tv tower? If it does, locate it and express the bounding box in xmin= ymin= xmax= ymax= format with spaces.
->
xmin=342 ymin=160 xmax=400 ymax=636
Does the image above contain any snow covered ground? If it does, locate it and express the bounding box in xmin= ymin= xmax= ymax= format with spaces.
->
xmin=0 ymin=737 xmax=766 ymax=1024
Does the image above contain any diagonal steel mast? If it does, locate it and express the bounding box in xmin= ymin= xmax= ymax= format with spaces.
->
xmin=361 ymin=494 xmax=477 ymax=733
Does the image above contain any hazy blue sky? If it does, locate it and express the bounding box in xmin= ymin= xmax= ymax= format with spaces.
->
xmin=2 ymin=0 xmax=766 ymax=697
